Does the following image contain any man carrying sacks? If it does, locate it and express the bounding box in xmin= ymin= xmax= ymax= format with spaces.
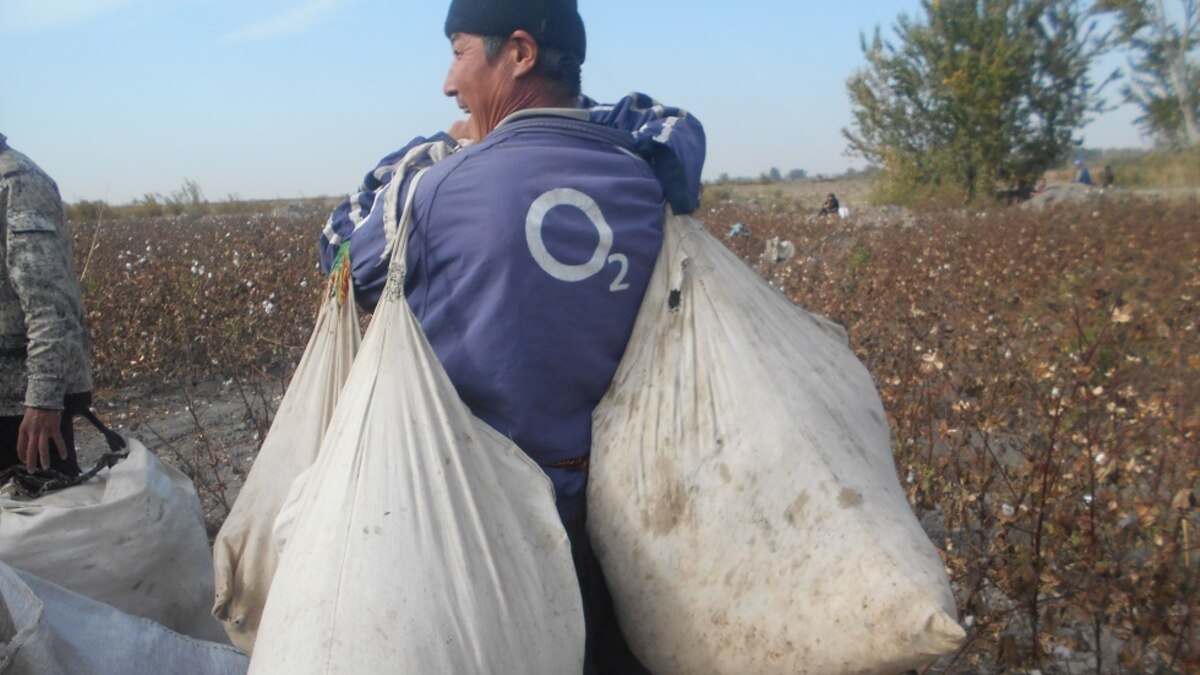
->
xmin=319 ymin=1 xmax=705 ymax=671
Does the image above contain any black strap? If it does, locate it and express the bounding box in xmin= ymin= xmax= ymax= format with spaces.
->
xmin=0 ymin=402 xmax=127 ymax=498
xmin=0 ymin=450 xmax=126 ymax=499
xmin=63 ymin=392 xmax=124 ymax=452
xmin=78 ymin=408 xmax=127 ymax=454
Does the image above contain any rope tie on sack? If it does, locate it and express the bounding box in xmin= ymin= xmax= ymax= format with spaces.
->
xmin=0 ymin=409 xmax=128 ymax=498
xmin=0 ymin=452 xmax=126 ymax=498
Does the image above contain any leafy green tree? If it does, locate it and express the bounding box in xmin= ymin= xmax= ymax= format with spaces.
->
xmin=1096 ymin=0 xmax=1199 ymax=146
xmin=844 ymin=0 xmax=1108 ymax=202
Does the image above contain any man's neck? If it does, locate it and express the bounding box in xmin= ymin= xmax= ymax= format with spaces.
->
xmin=477 ymin=80 xmax=572 ymax=139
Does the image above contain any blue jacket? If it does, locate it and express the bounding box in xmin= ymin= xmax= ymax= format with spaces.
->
xmin=320 ymin=94 xmax=705 ymax=521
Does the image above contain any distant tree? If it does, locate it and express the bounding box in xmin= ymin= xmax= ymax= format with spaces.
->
xmin=132 ymin=193 xmax=166 ymax=217
xmin=172 ymin=178 xmax=205 ymax=206
xmin=844 ymin=0 xmax=1109 ymax=202
xmin=788 ymin=168 xmax=808 ymax=180
xmin=768 ymin=167 xmax=783 ymax=182
xmin=718 ymin=172 xmax=731 ymax=183
xmin=165 ymin=179 xmax=208 ymax=216
xmin=1095 ymin=0 xmax=1199 ymax=147
xmin=66 ymin=199 xmax=109 ymax=223
xmin=1075 ymin=147 xmax=1107 ymax=164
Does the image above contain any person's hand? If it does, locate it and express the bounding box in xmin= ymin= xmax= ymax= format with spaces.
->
xmin=448 ymin=117 xmax=474 ymax=142
xmin=17 ymin=407 xmax=65 ymax=472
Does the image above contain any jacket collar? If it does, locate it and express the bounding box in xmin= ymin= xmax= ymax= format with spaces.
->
xmin=497 ymin=107 xmax=589 ymax=129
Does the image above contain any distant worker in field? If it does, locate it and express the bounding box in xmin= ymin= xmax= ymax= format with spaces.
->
xmin=1103 ymin=164 xmax=1115 ymax=189
xmin=317 ymin=0 xmax=705 ymax=672
xmin=0 ymin=134 xmax=93 ymax=477
xmin=1075 ymin=159 xmax=1092 ymax=186
xmin=819 ymin=192 xmax=840 ymax=216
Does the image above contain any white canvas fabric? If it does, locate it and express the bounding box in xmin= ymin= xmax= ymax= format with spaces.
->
xmin=0 ymin=562 xmax=248 ymax=675
xmin=249 ymin=159 xmax=585 ymax=675
xmin=212 ymin=255 xmax=361 ymax=653
xmin=589 ymin=213 xmax=965 ymax=675
xmin=0 ymin=438 xmax=228 ymax=644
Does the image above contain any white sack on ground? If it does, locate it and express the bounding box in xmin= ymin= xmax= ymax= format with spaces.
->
xmin=212 ymin=254 xmax=361 ymax=653
xmin=589 ymin=213 xmax=965 ymax=675
xmin=250 ymin=164 xmax=584 ymax=675
xmin=0 ymin=562 xmax=248 ymax=675
xmin=0 ymin=438 xmax=228 ymax=644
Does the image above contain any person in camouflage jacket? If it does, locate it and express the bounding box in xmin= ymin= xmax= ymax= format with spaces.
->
xmin=0 ymin=133 xmax=93 ymax=476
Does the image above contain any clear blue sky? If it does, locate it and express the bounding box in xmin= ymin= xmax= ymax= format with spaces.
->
xmin=1 ymin=0 xmax=1147 ymax=204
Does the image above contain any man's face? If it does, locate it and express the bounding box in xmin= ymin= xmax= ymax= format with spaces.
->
xmin=443 ymin=33 xmax=516 ymax=141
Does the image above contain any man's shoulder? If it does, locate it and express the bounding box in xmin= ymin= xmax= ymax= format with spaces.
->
xmin=422 ymin=125 xmax=658 ymax=209
xmin=0 ymin=147 xmax=53 ymax=187
xmin=1 ymin=148 xmax=64 ymax=232
xmin=433 ymin=118 xmax=649 ymax=179
xmin=0 ymin=147 xmax=27 ymax=179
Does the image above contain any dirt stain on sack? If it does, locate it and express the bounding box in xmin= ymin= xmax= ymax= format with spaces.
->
xmin=838 ymin=488 xmax=863 ymax=508
xmin=644 ymin=486 xmax=688 ymax=535
xmin=643 ymin=458 xmax=689 ymax=535
xmin=784 ymin=491 xmax=810 ymax=525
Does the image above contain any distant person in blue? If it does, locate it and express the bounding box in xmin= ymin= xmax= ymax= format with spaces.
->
xmin=318 ymin=0 xmax=705 ymax=672
xmin=1075 ymin=159 xmax=1092 ymax=186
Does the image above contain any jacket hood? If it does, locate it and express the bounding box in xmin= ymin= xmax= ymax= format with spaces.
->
xmin=582 ymin=93 xmax=706 ymax=215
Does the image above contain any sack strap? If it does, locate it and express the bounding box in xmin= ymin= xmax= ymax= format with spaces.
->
xmin=78 ymin=408 xmax=128 ymax=454
xmin=381 ymin=139 xmax=460 ymax=255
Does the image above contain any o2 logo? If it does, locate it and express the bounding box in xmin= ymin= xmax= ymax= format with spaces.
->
xmin=525 ymin=188 xmax=630 ymax=292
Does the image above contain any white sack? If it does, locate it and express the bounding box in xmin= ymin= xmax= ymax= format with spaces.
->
xmin=589 ymin=213 xmax=964 ymax=675
xmin=212 ymin=257 xmax=361 ymax=653
xmin=0 ymin=562 xmax=247 ymax=675
xmin=0 ymin=438 xmax=228 ymax=644
xmin=250 ymin=162 xmax=584 ymax=675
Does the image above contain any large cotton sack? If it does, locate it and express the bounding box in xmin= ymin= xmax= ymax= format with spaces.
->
xmin=589 ymin=213 xmax=964 ymax=675
xmin=0 ymin=562 xmax=247 ymax=675
xmin=212 ymin=250 xmax=361 ymax=653
xmin=249 ymin=161 xmax=584 ymax=675
xmin=0 ymin=438 xmax=228 ymax=644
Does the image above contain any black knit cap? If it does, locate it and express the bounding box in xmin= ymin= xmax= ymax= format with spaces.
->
xmin=445 ymin=0 xmax=586 ymax=63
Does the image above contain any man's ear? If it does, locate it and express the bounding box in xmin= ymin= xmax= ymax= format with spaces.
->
xmin=508 ymin=30 xmax=539 ymax=77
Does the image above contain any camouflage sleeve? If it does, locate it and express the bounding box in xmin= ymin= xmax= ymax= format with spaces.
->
xmin=3 ymin=169 xmax=74 ymax=410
